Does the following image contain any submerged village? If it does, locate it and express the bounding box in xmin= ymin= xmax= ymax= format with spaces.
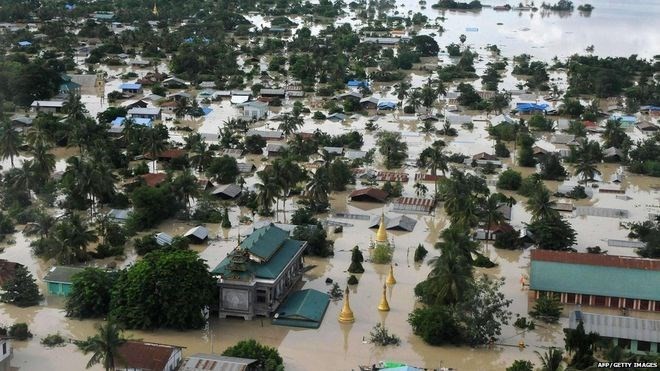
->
xmin=0 ymin=0 xmax=658 ymax=370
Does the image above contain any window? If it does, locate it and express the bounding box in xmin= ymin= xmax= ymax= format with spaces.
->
xmin=566 ymin=293 xmax=576 ymax=304
xmin=639 ymin=300 xmax=649 ymax=311
xmin=256 ymin=289 xmax=266 ymax=304
xmin=637 ymin=341 xmax=651 ymax=352
xmin=610 ymin=297 xmax=621 ymax=308
xmin=2 ymin=342 xmax=5 ymax=355
xmin=594 ymin=296 xmax=607 ymax=307
xmin=579 ymin=295 xmax=590 ymax=305
xmin=618 ymin=338 xmax=631 ymax=349
xmin=624 ymin=298 xmax=634 ymax=309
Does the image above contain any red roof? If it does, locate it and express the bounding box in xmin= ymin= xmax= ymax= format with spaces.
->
xmin=349 ymin=187 xmax=388 ymax=202
xmin=583 ymin=120 xmax=597 ymax=127
xmin=141 ymin=173 xmax=167 ymax=187
xmin=393 ymin=197 xmax=435 ymax=208
xmin=117 ymin=341 xmax=180 ymax=371
xmin=488 ymin=222 xmax=514 ymax=233
xmin=530 ymin=250 xmax=660 ymax=271
xmin=472 ymin=152 xmax=498 ymax=161
xmin=376 ymin=171 xmax=409 ymax=182
xmin=414 ymin=173 xmax=445 ymax=182
xmin=0 ymin=259 xmax=20 ymax=285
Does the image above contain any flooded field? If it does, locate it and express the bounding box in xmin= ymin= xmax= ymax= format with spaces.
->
xmin=1 ymin=1 xmax=659 ymax=370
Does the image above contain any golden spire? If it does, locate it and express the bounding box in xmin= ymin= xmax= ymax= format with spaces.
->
xmin=152 ymin=1 xmax=159 ymax=16
xmin=338 ymin=286 xmax=355 ymax=323
xmin=375 ymin=212 xmax=388 ymax=243
xmin=377 ymin=284 xmax=390 ymax=311
xmin=386 ymin=264 xmax=396 ymax=285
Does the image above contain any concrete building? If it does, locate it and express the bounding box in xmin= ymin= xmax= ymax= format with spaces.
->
xmin=529 ymin=250 xmax=660 ymax=312
xmin=0 ymin=337 xmax=11 ymax=371
xmin=30 ymin=100 xmax=65 ymax=113
xmin=212 ymin=224 xmax=307 ymax=320
xmin=569 ymin=311 xmax=659 ymax=354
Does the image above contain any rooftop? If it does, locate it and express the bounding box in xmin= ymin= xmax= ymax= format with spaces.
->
xmin=569 ymin=311 xmax=660 ymax=343
xmin=116 ymin=341 xmax=181 ymax=371
xmin=43 ymin=266 xmax=84 ymax=284
xmin=181 ymin=354 xmax=257 ymax=371
xmin=272 ymin=289 xmax=330 ymax=329
xmin=239 ymin=223 xmax=290 ymax=261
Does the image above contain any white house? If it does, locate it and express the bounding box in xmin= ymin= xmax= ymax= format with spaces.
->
xmin=0 ymin=337 xmax=11 ymax=371
xmin=241 ymin=101 xmax=269 ymax=120
xmin=31 ymin=100 xmax=65 ymax=113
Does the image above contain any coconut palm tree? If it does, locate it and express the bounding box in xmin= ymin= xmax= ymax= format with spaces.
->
xmin=0 ymin=120 xmax=22 ymax=168
xmin=272 ymin=159 xmax=305 ymax=222
xmin=172 ymin=168 xmax=198 ymax=216
xmin=406 ymin=89 xmax=422 ymax=112
xmin=305 ymin=167 xmax=330 ymax=212
xmin=420 ymin=80 xmax=439 ymax=112
xmin=4 ymin=161 xmax=36 ymax=198
xmin=254 ymin=170 xmax=279 ymax=216
xmin=278 ymin=113 xmax=304 ymax=139
xmin=63 ymin=92 xmax=88 ymax=122
xmin=62 ymin=214 xmax=98 ymax=257
xmin=481 ymin=193 xmax=506 ymax=242
xmin=418 ymin=141 xmax=448 ymax=176
xmin=574 ymin=159 xmax=601 ymax=187
xmin=413 ymin=182 xmax=428 ymax=197
xmin=77 ymin=321 xmax=126 ymax=371
xmin=427 ymin=238 xmax=474 ymax=305
xmin=30 ymin=142 xmax=56 ymax=188
xmin=143 ymin=126 xmax=167 ymax=173
xmin=535 ymin=348 xmax=565 ymax=371
xmin=395 ymin=81 xmax=411 ymax=101
xmin=174 ymin=97 xmax=190 ymax=118
xmin=525 ymin=188 xmax=557 ymax=222
xmin=89 ymin=161 xmax=116 ymax=216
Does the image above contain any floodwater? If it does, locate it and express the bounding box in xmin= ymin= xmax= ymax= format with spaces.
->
xmin=2 ymin=1 xmax=660 ymax=370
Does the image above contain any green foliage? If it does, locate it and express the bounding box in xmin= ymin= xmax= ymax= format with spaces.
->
xmin=527 ymin=214 xmax=577 ymax=251
xmin=0 ymin=212 xmax=16 ymax=241
xmin=518 ymin=174 xmax=546 ymax=197
xmin=564 ymin=320 xmax=600 ymax=369
xmin=512 ymin=55 xmax=549 ymax=90
xmin=128 ymin=185 xmax=180 ymax=231
xmin=347 ymin=275 xmax=359 ymax=285
xmin=8 ymin=323 xmax=32 ymax=340
xmin=513 ymin=316 xmax=535 ymax=330
xmin=41 ymin=333 xmax=66 ymax=347
xmin=473 ymin=253 xmax=497 ymax=268
xmin=290 ymin=208 xmax=318 ymax=225
xmin=566 ymin=55 xmax=653 ymax=98
xmin=530 ymin=294 xmax=562 ymax=323
xmin=369 ymin=323 xmax=401 ymax=346
xmin=457 ymin=83 xmax=483 ymax=108
xmin=372 ymin=244 xmax=393 ymax=264
xmin=222 ymin=339 xmax=284 ymax=371
xmin=413 ymin=244 xmax=428 ymax=262
xmin=507 ymin=360 xmax=534 ymax=371
xmin=381 ymin=181 xmax=403 ymax=198
xmin=328 ymin=159 xmax=354 ymax=191
xmin=244 ymin=135 xmax=266 ymax=154
xmin=494 ymin=229 xmax=524 ymax=250
xmin=628 ymin=135 xmax=660 ymax=177
xmin=494 ymin=141 xmax=510 ymax=157
xmin=377 ymin=131 xmax=408 ymax=169
xmin=292 ymin=224 xmax=333 ymax=257
xmin=489 ymin=122 xmax=519 ymax=141
xmin=446 ymin=43 xmax=461 ymax=57
xmin=539 ymin=154 xmax=567 ymax=180
xmin=206 ymin=155 xmax=239 ymax=183
xmin=627 ymin=216 xmax=660 ymax=258
xmin=517 ymin=133 xmax=536 ymax=167
xmin=328 ymin=283 xmax=343 ymax=300
xmin=411 ymin=35 xmax=439 ymax=57
xmin=347 ymin=246 xmax=365 ymax=273
xmin=0 ymin=265 xmax=42 ymax=307
xmin=434 ymin=0 xmax=483 ymax=9
xmin=110 ymin=249 xmax=216 ymax=330
xmin=528 ymin=114 xmax=554 ymax=131
xmin=66 ymin=268 xmax=116 ymax=319
xmin=76 ymin=321 xmax=126 ymax=371
xmin=497 ymin=169 xmax=522 ymax=190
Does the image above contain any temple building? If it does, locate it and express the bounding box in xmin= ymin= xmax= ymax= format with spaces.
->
xmin=212 ymin=224 xmax=307 ymax=320
xmin=370 ymin=213 xmax=395 ymax=249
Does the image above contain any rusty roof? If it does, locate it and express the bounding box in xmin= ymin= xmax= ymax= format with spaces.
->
xmin=117 ymin=341 xmax=181 ymax=371
xmin=392 ymin=197 xmax=435 ymax=208
xmin=140 ymin=173 xmax=167 ymax=187
xmin=530 ymin=250 xmax=660 ymax=271
xmin=349 ymin=187 xmax=388 ymax=202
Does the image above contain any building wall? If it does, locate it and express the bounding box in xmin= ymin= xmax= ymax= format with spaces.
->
xmin=47 ymin=282 xmax=72 ymax=296
xmin=530 ymin=290 xmax=660 ymax=313
xmin=0 ymin=339 xmax=12 ymax=371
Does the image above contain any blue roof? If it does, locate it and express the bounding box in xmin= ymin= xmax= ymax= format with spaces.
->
xmin=272 ymin=289 xmax=330 ymax=329
xmin=18 ymin=41 xmax=32 ymax=47
xmin=202 ymin=107 xmax=212 ymax=115
xmin=516 ymin=102 xmax=549 ymax=112
xmin=530 ymin=260 xmax=660 ymax=301
xmin=610 ymin=114 xmax=637 ymax=124
xmin=111 ymin=117 xmax=152 ymax=127
xmin=377 ymin=101 xmax=396 ymax=109
xmin=120 ymin=83 xmax=142 ymax=90
xmin=347 ymin=79 xmax=368 ymax=88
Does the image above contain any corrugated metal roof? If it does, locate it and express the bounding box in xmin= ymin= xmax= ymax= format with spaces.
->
xmin=569 ymin=311 xmax=660 ymax=343
xmin=530 ymin=254 xmax=660 ymax=301
xmin=272 ymin=289 xmax=330 ymax=329
xmin=184 ymin=226 xmax=209 ymax=241
xmin=182 ymin=354 xmax=257 ymax=371
xmin=240 ymin=223 xmax=289 ymax=261
xmin=155 ymin=232 xmax=173 ymax=246
xmin=43 ymin=266 xmax=84 ymax=284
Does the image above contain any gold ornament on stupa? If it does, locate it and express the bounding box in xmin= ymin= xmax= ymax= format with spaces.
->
xmin=377 ymin=284 xmax=390 ymax=311
xmin=152 ymin=1 xmax=159 ymax=16
xmin=386 ymin=264 xmax=396 ymax=285
xmin=375 ymin=212 xmax=388 ymax=243
xmin=338 ymin=286 xmax=355 ymax=323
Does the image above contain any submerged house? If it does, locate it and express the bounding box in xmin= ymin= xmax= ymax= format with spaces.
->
xmin=181 ymin=354 xmax=258 ymax=371
xmin=529 ymin=250 xmax=660 ymax=312
xmin=43 ymin=266 xmax=84 ymax=296
xmin=212 ymin=224 xmax=307 ymax=320
xmin=116 ymin=341 xmax=183 ymax=371
xmin=569 ymin=311 xmax=659 ymax=354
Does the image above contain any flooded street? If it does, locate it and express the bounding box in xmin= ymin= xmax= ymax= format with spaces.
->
xmin=1 ymin=1 xmax=659 ymax=370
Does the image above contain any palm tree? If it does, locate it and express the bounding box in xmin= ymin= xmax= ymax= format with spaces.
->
xmin=5 ymin=161 xmax=36 ymax=198
xmin=602 ymin=119 xmax=626 ymax=149
xmin=77 ymin=321 xmax=126 ymax=371
xmin=26 ymin=115 xmax=56 ymax=148
xmin=535 ymin=348 xmax=565 ymax=371
xmin=525 ymin=188 xmax=557 ymax=222
xmin=413 ymin=182 xmax=428 ymax=197
xmin=172 ymin=168 xmax=198 ymax=216
xmin=174 ymin=97 xmax=190 ymax=118
xmin=272 ymin=159 xmax=305 ymax=222
xmin=420 ymin=80 xmax=439 ymax=112
xmin=190 ymin=140 xmax=212 ymax=172
xmin=459 ymin=34 xmax=467 ymax=45
xmin=418 ymin=141 xmax=448 ymax=176
xmin=481 ymin=193 xmax=506 ymax=242
xmin=0 ymin=120 xmax=22 ymax=168
xmin=63 ymin=92 xmax=88 ymax=122
xmin=574 ymin=159 xmax=601 ymax=187
xmin=89 ymin=161 xmax=116 ymax=216
xmin=278 ymin=113 xmax=304 ymax=139
xmin=62 ymin=214 xmax=98 ymax=257
xmin=427 ymin=238 xmax=474 ymax=305
xmin=30 ymin=142 xmax=56 ymax=187
xmin=143 ymin=126 xmax=167 ymax=173
xmin=406 ymin=89 xmax=422 ymax=112
xmin=395 ymin=81 xmax=411 ymax=101
xmin=254 ymin=170 xmax=279 ymax=216
xmin=305 ymin=168 xmax=330 ymax=212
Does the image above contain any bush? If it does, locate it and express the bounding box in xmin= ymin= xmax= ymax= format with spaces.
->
xmin=347 ymin=246 xmax=365 ymax=273
xmin=0 ymin=265 xmax=42 ymax=307
xmin=347 ymin=275 xmax=359 ymax=285
xmin=41 ymin=333 xmax=66 ymax=347
xmin=371 ymin=244 xmax=392 ymax=264
xmin=222 ymin=339 xmax=284 ymax=371
xmin=9 ymin=323 xmax=32 ymax=340
xmin=518 ymin=174 xmax=545 ymax=197
xmin=497 ymin=169 xmax=522 ymax=190
xmin=408 ymin=306 xmax=463 ymax=345
xmin=530 ymin=294 xmax=562 ymax=323
xmin=473 ymin=253 xmax=497 ymax=268
xmin=494 ymin=229 xmax=523 ymax=250
xmin=413 ymin=244 xmax=428 ymax=262
xmin=369 ymin=323 xmax=401 ymax=346
xmin=292 ymin=224 xmax=334 ymax=257
xmin=312 ymin=111 xmax=326 ymax=120
xmin=513 ymin=316 xmax=535 ymax=330
xmin=494 ymin=141 xmax=510 ymax=157
xmin=507 ymin=360 xmax=534 ymax=371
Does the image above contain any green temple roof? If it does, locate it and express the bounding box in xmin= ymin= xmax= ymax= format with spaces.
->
xmin=272 ymin=289 xmax=330 ymax=329
xmin=239 ymin=223 xmax=289 ymax=261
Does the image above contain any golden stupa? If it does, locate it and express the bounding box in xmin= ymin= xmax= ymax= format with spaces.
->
xmin=152 ymin=2 xmax=159 ymax=16
xmin=377 ymin=284 xmax=390 ymax=311
xmin=386 ymin=264 xmax=396 ymax=285
xmin=375 ymin=212 xmax=388 ymax=243
xmin=338 ymin=286 xmax=355 ymax=323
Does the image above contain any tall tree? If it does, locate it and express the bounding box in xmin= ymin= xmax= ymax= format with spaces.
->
xmin=143 ymin=125 xmax=167 ymax=173
xmin=0 ymin=265 xmax=42 ymax=307
xmin=278 ymin=113 xmax=304 ymax=139
xmin=525 ymin=187 xmax=557 ymax=222
xmin=0 ymin=120 xmax=22 ymax=168
xmin=376 ymin=131 xmax=408 ymax=169
xmin=76 ymin=321 xmax=126 ymax=371
xmin=305 ymin=168 xmax=330 ymax=213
